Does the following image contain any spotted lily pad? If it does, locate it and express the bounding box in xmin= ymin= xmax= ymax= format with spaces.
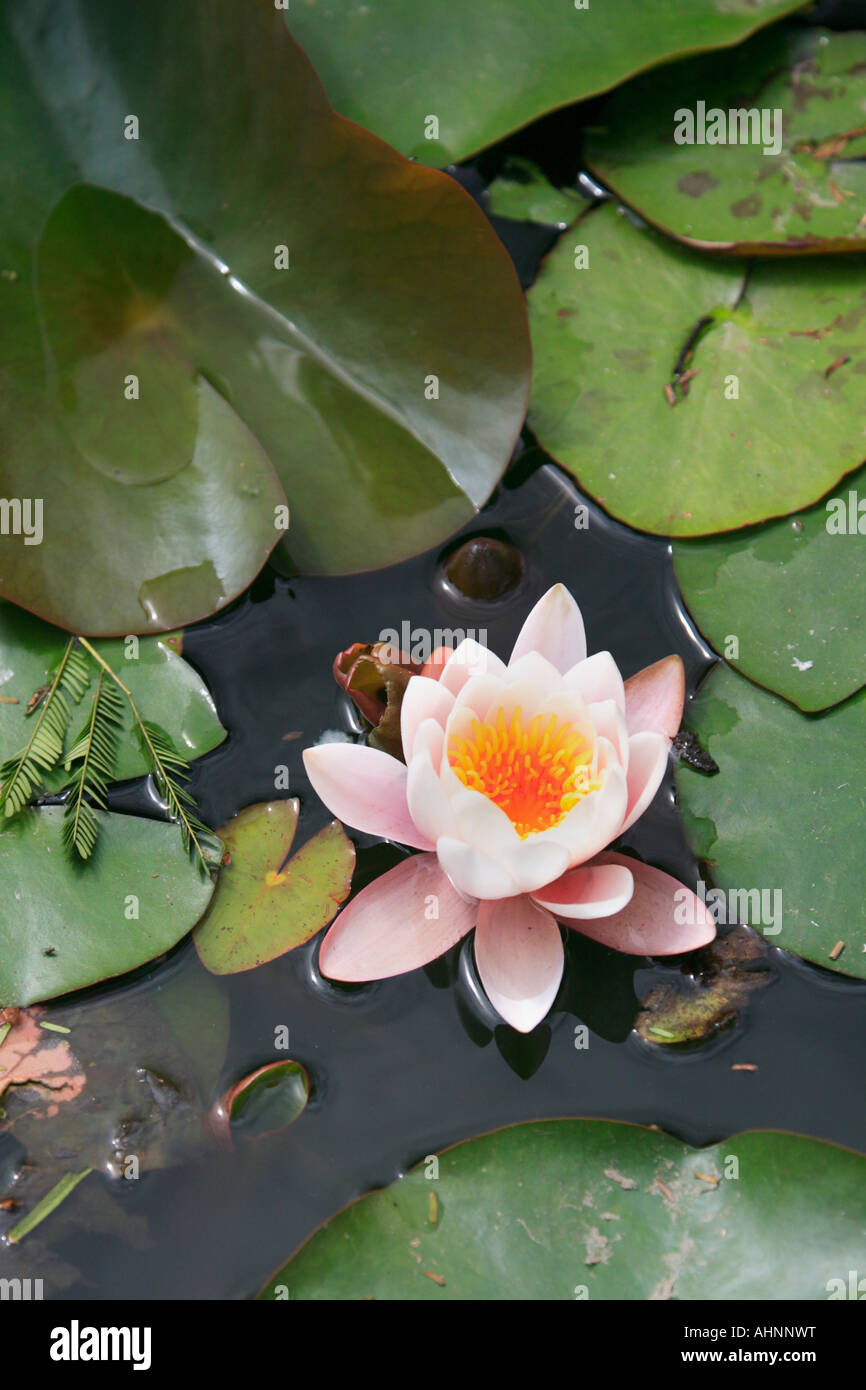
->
xmin=528 ymin=201 xmax=866 ymax=536
xmin=193 ymin=801 xmax=355 ymax=975
xmin=0 ymin=602 xmax=225 ymax=785
xmin=586 ymin=27 xmax=866 ymax=253
xmin=286 ymin=0 xmax=806 ymax=163
xmin=673 ymin=465 xmax=866 ymax=712
xmin=0 ymin=0 xmax=529 ymax=630
xmin=676 ymin=663 xmax=866 ymax=979
xmin=0 ymin=806 xmax=218 ymax=1005
xmin=260 ymin=1119 xmax=866 ymax=1299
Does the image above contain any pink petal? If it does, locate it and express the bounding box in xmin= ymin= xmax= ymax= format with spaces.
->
xmin=400 ymin=676 xmax=454 ymax=761
xmin=587 ymin=698 xmax=628 ymax=768
xmin=532 ymin=860 xmax=634 ymax=920
xmin=439 ymin=639 xmax=507 ymax=696
xmin=624 ymin=655 xmax=685 ymax=741
xmin=474 ymin=896 xmax=564 ymax=1033
xmin=319 ymin=853 xmax=476 ymax=981
xmin=303 ymin=743 xmax=434 ymax=850
xmin=620 ymin=731 xmax=669 ymax=833
xmin=436 ymin=837 xmax=519 ymax=900
xmin=563 ymin=651 xmax=625 ymax=710
xmin=566 ymin=852 xmax=716 ymax=955
xmin=509 ymin=584 xmax=586 ymax=673
xmin=420 ymin=646 xmax=454 ymax=681
xmin=407 ymin=743 xmax=457 ymax=843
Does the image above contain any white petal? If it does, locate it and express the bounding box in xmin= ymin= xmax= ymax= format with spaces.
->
xmin=532 ymin=859 xmax=634 ymax=920
xmin=400 ymin=676 xmax=454 ymax=761
xmin=450 ymin=787 xmax=520 ymax=854
xmin=565 ymin=852 xmax=716 ymax=955
xmin=451 ymin=672 xmax=508 ymax=721
xmin=587 ymin=698 xmax=629 ymax=770
xmin=504 ymin=651 xmax=564 ymax=691
xmin=508 ymin=583 xmax=586 ymax=673
xmin=474 ymin=897 xmax=564 ymax=1032
xmin=436 ymin=837 xmax=519 ymax=900
xmin=303 ymin=743 xmax=434 ymax=850
xmin=407 ymin=746 xmax=457 ymax=843
xmin=620 ymin=731 xmax=669 ymax=833
xmin=506 ymin=838 xmax=571 ymax=894
xmin=413 ymin=716 xmax=444 ymax=768
xmin=564 ymin=650 xmax=625 ymax=711
xmin=439 ymin=639 xmax=507 ymax=696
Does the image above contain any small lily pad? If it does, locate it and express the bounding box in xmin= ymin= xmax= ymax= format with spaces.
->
xmin=673 ymin=466 xmax=866 ymax=712
xmin=260 ymin=1119 xmax=866 ymax=1299
xmin=676 ymin=663 xmax=866 ymax=980
xmin=586 ymin=27 xmax=866 ymax=253
xmin=487 ymin=159 xmax=584 ymax=227
xmin=216 ymin=1061 xmax=310 ymax=1141
xmin=193 ymin=801 xmax=355 ymax=975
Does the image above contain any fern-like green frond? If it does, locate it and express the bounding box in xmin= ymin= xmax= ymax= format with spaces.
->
xmin=135 ymin=719 xmax=222 ymax=876
xmin=0 ymin=639 xmax=90 ymax=818
xmin=61 ymin=673 xmax=124 ymax=861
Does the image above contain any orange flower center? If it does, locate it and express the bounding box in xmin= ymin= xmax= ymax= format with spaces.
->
xmin=448 ymin=706 xmax=600 ymax=839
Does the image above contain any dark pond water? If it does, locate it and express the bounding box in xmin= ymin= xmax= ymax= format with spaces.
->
xmin=3 ymin=450 xmax=865 ymax=1301
xmin=3 ymin=0 xmax=866 ymax=1297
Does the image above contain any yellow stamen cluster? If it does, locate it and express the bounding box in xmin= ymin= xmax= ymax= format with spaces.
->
xmin=448 ymin=706 xmax=599 ymax=839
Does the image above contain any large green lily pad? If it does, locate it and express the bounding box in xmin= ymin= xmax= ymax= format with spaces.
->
xmin=0 ymin=603 xmax=225 ymax=784
xmin=285 ymin=1 xmax=806 ymax=164
xmin=0 ymin=0 xmax=529 ymax=632
xmin=676 ymin=663 xmax=866 ymax=979
xmin=528 ymin=202 xmax=866 ymax=536
xmin=260 ymin=1119 xmax=866 ymax=1299
xmin=0 ymin=806 xmax=218 ymax=1005
xmin=586 ymin=28 xmax=866 ymax=253
xmin=673 ymin=466 xmax=866 ymax=712
xmin=193 ymin=801 xmax=355 ymax=975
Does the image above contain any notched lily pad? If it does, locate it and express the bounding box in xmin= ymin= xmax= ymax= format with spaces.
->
xmin=676 ymin=664 xmax=866 ymax=980
xmin=673 ymin=465 xmax=866 ymax=712
xmin=193 ymin=801 xmax=355 ymax=975
xmin=586 ymin=28 xmax=866 ymax=253
xmin=259 ymin=1119 xmax=866 ymax=1300
xmin=637 ymin=926 xmax=773 ymax=1045
xmin=528 ymin=201 xmax=866 ymax=536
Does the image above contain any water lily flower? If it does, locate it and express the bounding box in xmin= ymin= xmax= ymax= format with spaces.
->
xmin=303 ymin=584 xmax=715 ymax=1032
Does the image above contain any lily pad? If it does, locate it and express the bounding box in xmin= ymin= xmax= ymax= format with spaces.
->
xmin=0 ymin=603 xmax=225 ymax=785
xmin=193 ymin=801 xmax=355 ymax=975
xmin=215 ymin=1061 xmax=310 ymax=1142
xmin=0 ymin=0 xmax=529 ymax=630
xmin=0 ymin=806 xmax=218 ymax=1005
xmin=487 ymin=159 xmax=584 ymax=227
xmin=673 ymin=467 xmax=866 ymax=711
xmin=528 ymin=201 xmax=866 ymax=536
xmin=259 ymin=1119 xmax=866 ymax=1299
xmin=586 ymin=27 xmax=866 ymax=253
xmin=285 ymin=0 xmax=806 ymax=164
xmin=676 ymin=663 xmax=866 ymax=979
